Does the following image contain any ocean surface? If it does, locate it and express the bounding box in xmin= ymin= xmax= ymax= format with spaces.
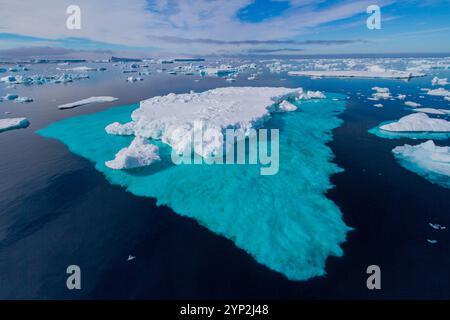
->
xmin=0 ymin=60 xmax=449 ymax=299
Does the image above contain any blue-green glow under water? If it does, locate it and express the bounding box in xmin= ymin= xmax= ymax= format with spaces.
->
xmin=37 ymin=93 xmax=350 ymax=281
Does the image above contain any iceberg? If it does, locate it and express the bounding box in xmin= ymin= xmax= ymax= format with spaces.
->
xmin=431 ymin=77 xmax=449 ymax=86
xmin=57 ymin=96 xmax=118 ymax=110
xmin=105 ymin=87 xmax=323 ymax=159
xmin=380 ymin=113 xmax=450 ymax=132
xmin=393 ymin=140 xmax=450 ymax=188
xmin=405 ymin=101 xmax=421 ymax=108
xmin=105 ymin=137 xmax=160 ymax=170
xmin=38 ymin=90 xmax=350 ymax=281
xmin=0 ymin=117 xmax=30 ymax=133
xmin=287 ymin=70 xmax=425 ymax=79
xmin=369 ymin=87 xmax=392 ymax=100
xmin=426 ymin=88 xmax=450 ymax=97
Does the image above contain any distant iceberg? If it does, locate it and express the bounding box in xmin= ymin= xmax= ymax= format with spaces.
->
xmin=0 ymin=117 xmax=30 ymax=133
xmin=288 ymin=70 xmax=425 ymax=80
xmin=57 ymin=96 xmax=118 ymax=110
xmin=393 ymin=140 xmax=450 ymax=188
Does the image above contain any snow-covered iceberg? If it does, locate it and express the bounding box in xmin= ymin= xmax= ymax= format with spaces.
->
xmin=393 ymin=140 xmax=450 ymax=189
xmin=379 ymin=113 xmax=450 ymax=132
xmin=105 ymin=87 xmax=324 ymax=159
xmin=38 ymin=90 xmax=349 ymax=281
xmin=0 ymin=117 xmax=30 ymax=133
xmin=58 ymin=96 xmax=118 ymax=110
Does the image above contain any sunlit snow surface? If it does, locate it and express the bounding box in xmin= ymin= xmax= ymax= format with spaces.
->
xmin=37 ymin=92 xmax=350 ymax=281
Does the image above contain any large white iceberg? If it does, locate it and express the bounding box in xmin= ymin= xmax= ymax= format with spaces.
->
xmin=380 ymin=113 xmax=450 ymax=132
xmin=393 ymin=140 xmax=450 ymax=188
xmin=106 ymin=87 xmax=323 ymax=160
xmin=0 ymin=117 xmax=30 ymax=133
xmin=105 ymin=137 xmax=160 ymax=170
xmin=58 ymin=96 xmax=118 ymax=109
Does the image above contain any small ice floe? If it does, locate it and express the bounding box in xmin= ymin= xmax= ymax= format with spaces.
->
xmin=105 ymin=137 xmax=160 ymax=170
xmin=248 ymin=75 xmax=258 ymax=80
xmin=405 ymin=101 xmax=421 ymax=108
xmin=126 ymin=76 xmax=143 ymax=82
xmin=0 ymin=117 xmax=30 ymax=133
xmin=374 ymin=104 xmax=384 ymax=108
xmin=412 ymin=108 xmax=450 ymax=115
xmin=429 ymin=223 xmax=446 ymax=230
xmin=369 ymin=87 xmax=392 ymax=100
xmin=427 ymin=239 xmax=438 ymax=244
xmin=58 ymin=96 xmax=118 ymax=110
xmin=225 ymin=78 xmax=236 ymax=82
xmin=287 ymin=70 xmax=425 ymax=79
xmin=397 ymin=94 xmax=407 ymax=100
xmin=0 ymin=94 xmax=33 ymax=103
xmin=63 ymin=66 xmax=98 ymax=72
xmin=278 ymin=100 xmax=297 ymax=112
xmin=127 ymin=255 xmax=136 ymax=261
xmin=431 ymin=77 xmax=449 ymax=86
xmin=426 ymin=88 xmax=450 ymax=97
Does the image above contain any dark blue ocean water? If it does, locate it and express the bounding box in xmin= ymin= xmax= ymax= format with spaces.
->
xmin=0 ymin=62 xmax=449 ymax=299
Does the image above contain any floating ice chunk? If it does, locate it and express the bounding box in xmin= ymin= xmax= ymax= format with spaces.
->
xmin=392 ymin=140 xmax=450 ymax=188
xmin=105 ymin=137 xmax=160 ymax=170
xmin=15 ymin=96 xmax=34 ymax=103
xmin=431 ymin=77 xmax=449 ymax=86
xmin=380 ymin=113 xmax=450 ymax=132
xmin=412 ymin=108 xmax=450 ymax=115
xmin=200 ymin=65 xmax=236 ymax=77
xmin=57 ymin=96 xmax=118 ymax=110
xmin=106 ymin=87 xmax=308 ymax=159
xmin=127 ymin=255 xmax=136 ymax=261
xmin=278 ymin=100 xmax=297 ymax=112
xmin=374 ymin=103 xmax=384 ymax=108
xmin=426 ymin=88 xmax=450 ymax=97
xmin=397 ymin=94 xmax=406 ymax=100
xmin=405 ymin=101 xmax=421 ymax=108
xmin=0 ymin=117 xmax=30 ymax=133
xmin=305 ymin=90 xmax=326 ymax=99
xmin=63 ymin=66 xmax=98 ymax=72
xmin=370 ymin=87 xmax=392 ymax=100
xmin=427 ymin=239 xmax=438 ymax=244
xmin=3 ymin=93 xmax=18 ymax=101
xmin=288 ymin=70 xmax=425 ymax=79
xmin=429 ymin=222 xmax=446 ymax=230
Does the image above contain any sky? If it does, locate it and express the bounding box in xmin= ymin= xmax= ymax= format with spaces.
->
xmin=0 ymin=0 xmax=449 ymax=57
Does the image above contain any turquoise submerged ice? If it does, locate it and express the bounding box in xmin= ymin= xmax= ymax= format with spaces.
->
xmin=38 ymin=92 xmax=350 ymax=281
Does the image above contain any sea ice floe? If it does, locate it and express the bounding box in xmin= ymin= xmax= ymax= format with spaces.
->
xmin=105 ymin=137 xmax=160 ymax=170
xmin=380 ymin=113 xmax=450 ymax=132
xmin=57 ymin=96 xmax=118 ymax=110
xmin=393 ymin=140 xmax=450 ymax=188
xmin=429 ymin=222 xmax=446 ymax=230
xmin=374 ymin=103 xmax=384 ymax=108
xmin=0 ymin=117 xmax=30 ymax=133
xmin=369 ymin=87 xmax=392 ymax=100
xmin=426 ymin=88 xmax=450 ymax=97
xmin=431 ymin=77 xmax=449 ymax=86
xmin=105 ymin=87 xmax=324 ymax=159
xmin=405 ymin=101 xmax=421 ymax=108
xmin=287 ymin=70 xmax=425 ymax=79
xmin=0 ymin=94 xmax=33 ymax=103
xmin=412 ymin=108 xmax=450 ymax=115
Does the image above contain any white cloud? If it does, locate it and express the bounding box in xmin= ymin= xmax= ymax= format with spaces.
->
xmin=0 ymin=0 xmax=396 ymax=54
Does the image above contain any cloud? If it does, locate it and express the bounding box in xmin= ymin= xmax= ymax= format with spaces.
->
xmin=0 ymin=0 xmax=397 ymax=54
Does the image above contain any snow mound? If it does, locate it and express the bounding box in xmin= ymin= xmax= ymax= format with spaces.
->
xmin=393 ymin=140 xmax=450 ymax=188
xmin=105 ymin=137 xmax=160 ymax=170
xmin=0 ymin=117 xmax=30 ymax=133
xmin=380 ymin=113 xmax=450 ymax=132
xmin=58 ymin=96 xmax=118 ymax=110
